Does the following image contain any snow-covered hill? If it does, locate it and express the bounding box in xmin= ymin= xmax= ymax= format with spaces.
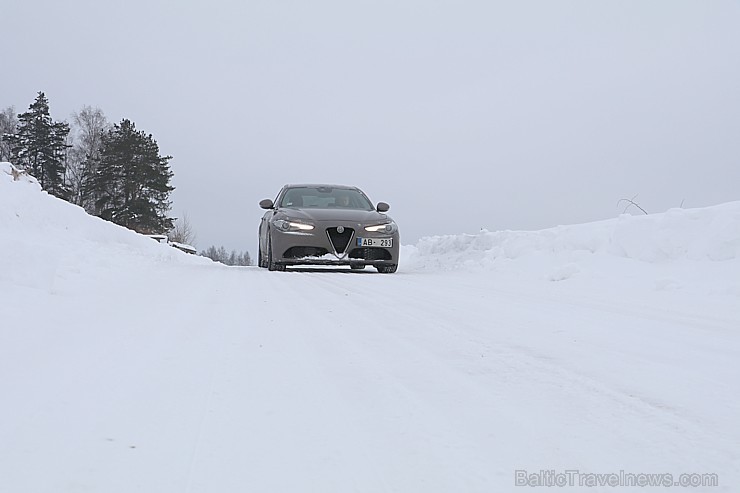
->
xmin=405 ymin=200 xmax=740 ymax=266
xmin=1 ymin=161 xmax=738 ymax=492
xmin=0 ymin=162 xmax=210 ymax=290
xmin=403 ymin=200 xmax=740 ymax=302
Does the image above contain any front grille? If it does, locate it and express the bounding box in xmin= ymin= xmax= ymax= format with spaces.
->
xmin=349 ymin=247 xmax=392 ymax=261
xmin=326 ymin=227 xmax=354 ymax=254
xmin=283 ymin=246 xmax=329 ymax=259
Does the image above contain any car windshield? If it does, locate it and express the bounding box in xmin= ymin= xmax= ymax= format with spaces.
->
xmin=280 ymin=186 xmax=373 ymax=210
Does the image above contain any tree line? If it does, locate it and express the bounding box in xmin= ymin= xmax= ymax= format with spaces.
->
xmin=0 ymin=92 xmax=174 ymax=234
xmin=200 ymin=246 xmax=252 ymax=266
xmin=2 ymin=91 xmax=254 ymax=265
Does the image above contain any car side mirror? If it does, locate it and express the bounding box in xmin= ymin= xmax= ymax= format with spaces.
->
xmin=376 ymin=202 xmax=390 ymax=213
xmin=259 ymin=199 xmax=274 ymax=209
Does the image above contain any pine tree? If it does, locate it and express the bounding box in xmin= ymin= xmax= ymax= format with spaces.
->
xmin=8 ymin=92 xmax=70 ymax=198
xmin=217 ymin=246 xmax=228 ymax=263
xmin=92 ymin=119 xmax=174 ymax=234
xmin=202 ymin=246 xmax=219 ymax=261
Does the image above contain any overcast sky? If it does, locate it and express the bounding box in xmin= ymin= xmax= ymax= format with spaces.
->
xmin=3 ymin=0 xmax=740 ymax=252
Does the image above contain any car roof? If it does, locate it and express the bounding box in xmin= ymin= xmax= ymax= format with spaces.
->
xmin=282 ymin=184 xmax=359 ymax=190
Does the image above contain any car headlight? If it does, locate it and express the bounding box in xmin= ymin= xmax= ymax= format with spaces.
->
xmin=364 ymin=221 xmax=397 ymax=234
xmin=274 ymin=219 xmax=314 ymax=231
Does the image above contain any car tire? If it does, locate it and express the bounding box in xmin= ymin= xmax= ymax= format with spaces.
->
xmin=267 ymin=233 xmax=285 ymax=272
xmin=376 ymin=264 xmax=397 ymax=273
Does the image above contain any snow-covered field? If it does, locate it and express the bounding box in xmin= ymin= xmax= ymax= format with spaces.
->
xmin=1 ymin=162 xmax=738 ymax=492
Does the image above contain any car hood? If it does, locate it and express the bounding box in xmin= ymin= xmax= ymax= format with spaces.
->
xmin=278 ymin=207 xmax=390 ymax=224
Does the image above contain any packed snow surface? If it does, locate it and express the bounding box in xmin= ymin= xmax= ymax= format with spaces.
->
xmin=1 ymin=162 xmax=738 ymax=492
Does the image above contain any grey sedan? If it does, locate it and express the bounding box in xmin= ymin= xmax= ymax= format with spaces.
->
xmin=258 ymin=184 xmax=399 ymax=272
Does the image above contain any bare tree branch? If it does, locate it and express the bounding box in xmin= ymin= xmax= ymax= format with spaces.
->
xmin=169 ymin=212 xmax=197 ymax=246
xmin=617 ymin=195 xmax=648 ymax=215
xmin=0 ymin=106 xmax=18 ymax=162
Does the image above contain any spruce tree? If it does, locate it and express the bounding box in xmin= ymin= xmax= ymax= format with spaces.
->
xmin=9 ymin=92 xmax=70 ymax=198
xmin=92 ymin=119 xmax=174 ymax=234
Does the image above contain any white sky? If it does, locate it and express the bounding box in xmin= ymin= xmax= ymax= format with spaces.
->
xmin=3 ymin=0 xmax=740 ymax=252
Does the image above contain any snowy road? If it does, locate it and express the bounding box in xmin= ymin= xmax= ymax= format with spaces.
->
xmin=1 ymin=166 xmax=738 ymax=492
xmin=2 ymin=260 xmax=738 ymax=492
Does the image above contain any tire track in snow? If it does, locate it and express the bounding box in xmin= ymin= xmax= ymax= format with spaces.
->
xmin=275 ymin=269 xmax=739 ymax=485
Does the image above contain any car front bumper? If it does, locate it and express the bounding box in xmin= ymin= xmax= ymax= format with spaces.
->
xmin=271 ymin=223 xmax=400 ymax=267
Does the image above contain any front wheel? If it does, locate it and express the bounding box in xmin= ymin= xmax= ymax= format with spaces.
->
xmin=267 ymin=234 xmax=285 ymax=271
xmin=258 ymin=244 xmax=266 ymax=268
xmin=376 ymin=264 xmax=397 ymax=273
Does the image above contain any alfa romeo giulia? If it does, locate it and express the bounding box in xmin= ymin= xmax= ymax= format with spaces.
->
xmin=258 ymin=184 xmax=399 ymax=273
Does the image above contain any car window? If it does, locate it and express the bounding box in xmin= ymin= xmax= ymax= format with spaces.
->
xmin=280 ymin=187 xmax=373 ymax=210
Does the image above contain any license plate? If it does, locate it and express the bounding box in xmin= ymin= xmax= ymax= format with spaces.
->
xmin=357 ymin=237 xmax=393 ymax=247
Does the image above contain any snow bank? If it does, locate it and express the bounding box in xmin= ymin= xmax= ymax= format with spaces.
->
xmin=4 ymin=158 xmax=739 ymax=283
xmin=0 ymin=162 xmax=208 ymax=291
xmin=403 ymin=202 xmax=740 ymax=271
